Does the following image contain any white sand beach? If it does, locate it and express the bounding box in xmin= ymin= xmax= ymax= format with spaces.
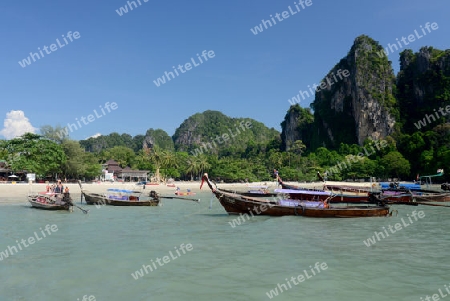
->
xmin=0 ymin=180 xmax=378 ymax=204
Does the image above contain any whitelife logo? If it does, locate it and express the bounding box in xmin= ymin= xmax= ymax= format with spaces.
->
xmin=287 ymin=69 xmax=349 ymax=105
xmin=115 ymin=0 xmax=149 ymax=16
xmin=250 ymin=0 xmax=313 ymax=35
xmin=131 ymin=243 xmax=193 ymax=280
xmin=18 ymin=31 xmax=81 ymax=68
xmin=153 ymin=50 xmax=215 ymax=87
xmin=0 ymin=224 xmax=58 ymax=262
xmin=363 ymin=210 xmax=425 ymax=247
xmin=376 ymin=22 xmax=439 ymax=58
xmin=265 ymin=262 xmax=328 ymax=299
xmin=55 ymin=102 xmax=118 ymax=139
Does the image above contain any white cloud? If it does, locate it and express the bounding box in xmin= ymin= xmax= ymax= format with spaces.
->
xmin=86 ymin=133 xmax=102 ymax=139
xmin=0 ymin=110 xmax=37 ymax=139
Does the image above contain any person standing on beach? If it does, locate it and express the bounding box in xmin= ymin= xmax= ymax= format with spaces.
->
xmin=273 ymin=169 xmax=279 ymax=187
xmin=54 ymin=180 xmax=64 ymax=194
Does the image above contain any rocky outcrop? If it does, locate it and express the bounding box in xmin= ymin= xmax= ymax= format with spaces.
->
xmin=397 ymin=47 xmax=450 ymax=132
xmin=281 ymin=105 xmax=313 ymax=151
xmin=310 ymin=35 xmax=397 ymax=147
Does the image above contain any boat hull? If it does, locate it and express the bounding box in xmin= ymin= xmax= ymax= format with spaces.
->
xmin=414 ymin=194 xmax=450 ymax=202
xmin=82 ymin=190 xmax=107 ymax=205
xmin=214 ymin=191 xmax=390 ymax=218
xmin=103 ymin=199 xmax=159 ymax=206
xmin=28 ymin=196 xmax=72 ymax=211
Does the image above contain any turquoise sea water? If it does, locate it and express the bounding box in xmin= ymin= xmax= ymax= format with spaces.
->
xmin=1 ymin=191 xmax=450 ymax=301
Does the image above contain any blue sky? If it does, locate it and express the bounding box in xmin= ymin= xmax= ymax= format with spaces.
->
xmin=1 ymin=0 xmax=449 ymax=140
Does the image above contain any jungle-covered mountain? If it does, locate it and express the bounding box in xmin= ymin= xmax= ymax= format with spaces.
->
xmin=173 ymin=110 xmax=279 ymax=155
xmin=281 ymin=35 xmax=450 ymax=181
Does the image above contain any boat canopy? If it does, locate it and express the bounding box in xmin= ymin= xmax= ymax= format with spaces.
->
xmin=380 ymin=183 xmax=421 ymax=190
xmin=274 ymin=189 xmax=331 ymax=195
xmin=106 ymin=188 xmax=140 ymax=193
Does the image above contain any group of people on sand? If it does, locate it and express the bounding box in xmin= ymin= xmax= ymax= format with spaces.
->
xmin=46 ymin=180 xmax=71 ymax=205
xmin=46 ymin=180 xmax=69 ymax=194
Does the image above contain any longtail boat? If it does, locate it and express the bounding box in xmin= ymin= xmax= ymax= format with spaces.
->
xmin=101 ymin=189 xmax=160 ymax=206
xmin=380 ymin=185 xmax=450 ymax=203
xmin=380 ymin=182 xmax=450 ymax=202
xmin=276 ymin=177 xmax=369 ymax=203
xmin=81 ymin=190 xmax=107 ymax=205
xmin=78 ymin=181 xmax=107 ymax=205
xmin=28 ymin=192 xmax=73 ymax=211
xmin=409 ymin=192 xmax=450 ymax=202
xmin=220 ymin=188 xmax=279 ymax=197
xmin=201 ymin=174 xmax=392 ymax=218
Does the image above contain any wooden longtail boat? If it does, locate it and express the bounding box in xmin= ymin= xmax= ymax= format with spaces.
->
xmin=201 ymin=174 xmax=392 ymax=218
xmin=278 ymin=177 xmax=369 ymax=203
xmin=277 ymin=177 xmax=417 ymax=205
xmin=411 ymin=193 xmax=450 ymax=202
xmin=102 ymin=189 xmax=160 ymax=206
xmin=220 ymin=188 xmax=279 ymax=198
xmin=78 ymin=181 xmax=107 ymax=205
xmin=380 ymin=189 xmax=413 ymax=202
xmin=276 ymin=177 xmax=369 ymax=203
xmin=81 ymin=190 xmax=107 ymax=205
xmin=274 ymin=188 xmax=373 ymax=203
xmin=28 ymin=192 xmax=73 ymax=211
xmin=380 ymin=187 xmax=450 ymax=203
xmin=380 ymin=182 xmax=450 ymax=202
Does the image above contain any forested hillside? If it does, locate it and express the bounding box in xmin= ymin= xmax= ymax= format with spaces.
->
xmin=1 ymin=36 xmax=449 ymax=183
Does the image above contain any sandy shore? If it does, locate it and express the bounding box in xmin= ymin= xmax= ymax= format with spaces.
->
xmin=0 ymin=180 xmax=377 ymax=204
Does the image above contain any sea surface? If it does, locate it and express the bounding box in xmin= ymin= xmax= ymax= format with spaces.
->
xmin=1 ymin=191 xmax=449 ymax=301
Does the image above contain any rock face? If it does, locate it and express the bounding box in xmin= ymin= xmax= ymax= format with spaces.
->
xmin=281 ymin=105 xmax=313 ymax=151
xmin=397 ymin=47 xmax=450 ymax=132
xmin=310 ymin=35 xmax=397 ymax=148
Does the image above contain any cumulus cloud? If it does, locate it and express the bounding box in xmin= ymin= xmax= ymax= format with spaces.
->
xmin=86 ymin=133 xmax=102 ymax=139
xmin=0 ymin=110 xmax=37 ymax=139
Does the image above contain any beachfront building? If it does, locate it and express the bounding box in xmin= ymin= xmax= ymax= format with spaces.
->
xmin=101 ymin=159 xmax=148 ymax=182
xmin=0 ymin=160 xmax=10 ymax=182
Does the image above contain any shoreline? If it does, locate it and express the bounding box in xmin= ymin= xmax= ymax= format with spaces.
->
xmin=0 ymin=181 xmax=442 ymax=204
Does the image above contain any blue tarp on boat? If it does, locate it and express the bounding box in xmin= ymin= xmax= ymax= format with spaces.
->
xmin=380 ymin=183 xmax=421 ymax=190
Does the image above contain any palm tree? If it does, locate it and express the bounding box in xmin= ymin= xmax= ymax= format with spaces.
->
xmin=164 ymin=151 xmax=179 ymax=169
xmin=186 ymin=158 xmax=200 ymax=181
xmin=196 ymin=155 xmax=211 ymax=179
xmin=146 ymin=147 xmax=167 ymax=182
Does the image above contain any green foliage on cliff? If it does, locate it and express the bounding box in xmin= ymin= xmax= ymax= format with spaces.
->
xmin=173 ymin=110 xmax=279 ymax=155
xmin=144 ymin=128 xmax=175 ymax=151
xmin=280 ymin=105 xmax=314 ymax=151
xmin=281 ymin=39 xmax=450 ymax=182
xmin=397 ymin=47 xmax=450 ymax=133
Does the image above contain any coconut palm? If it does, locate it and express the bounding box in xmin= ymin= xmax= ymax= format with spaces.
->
xmin=196 ymin=155 xmax=211 ymax=179
xmin=146 ymin=147 xmax=168 ymax=182
xmin=186 ymin=158 xmax=200 ymax=181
